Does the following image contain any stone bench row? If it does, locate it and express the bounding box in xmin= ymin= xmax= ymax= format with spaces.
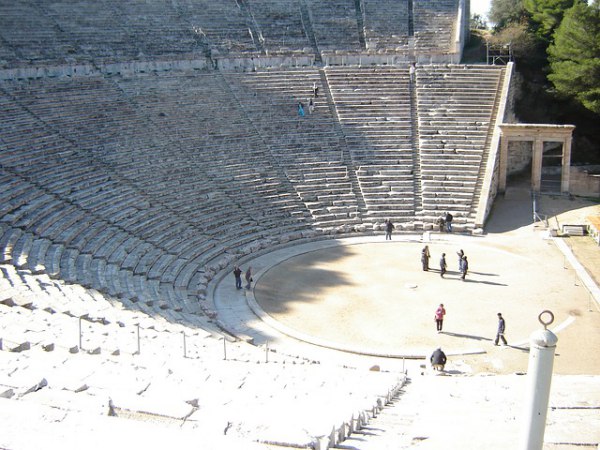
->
xmin=223 ymin=70 xmax=366 ymax=230
xmin=1 ymin=65 xmax=502 ymax=246
xmin=1 ymin=132 xmax=311 ymax=245
xmin=0 ymin=263 xmax=219 ymax=337
xmin=0 ymin=261 xmax=408 ymax=450
xmin=1 ymin=231 xmax=199 ymax=315
xmin=0 ymin=0 xmax=463 ymax=67
xmin=0 ymin=343 xmax=404 ymax=450
xmin=0 ymin=184 xmax=311 ymax=315
xmin=326 ymin=67 xmax=415 ymax=219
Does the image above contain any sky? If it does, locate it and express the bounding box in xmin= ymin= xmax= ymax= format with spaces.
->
xmin=471 ymin=0 xmax=492 ymax=19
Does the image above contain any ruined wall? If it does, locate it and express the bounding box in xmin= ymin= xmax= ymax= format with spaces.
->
xmin=570 ymin=166 xmax=600 ymax=197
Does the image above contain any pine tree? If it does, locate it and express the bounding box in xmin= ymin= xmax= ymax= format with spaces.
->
xmin=523 ymin=0 xmax=576 ymax=39
xmin=548 ymin=0 xmax=600 ymax=114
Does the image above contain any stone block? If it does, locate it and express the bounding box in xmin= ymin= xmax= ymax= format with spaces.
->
xmin=0 ymin=388 xmax=14 ymax=399
xmin=42 ymin=343 xmax=55 ymax=352
xmin=8 ymin=341 xmax=31 ymax=353
xmin=0 ymin=297 xmax=16 ymax=307
xmin=21 ymin=378 xmax=48 ymax=395
xmin=109 ymin=392 xmax=196 ymax=421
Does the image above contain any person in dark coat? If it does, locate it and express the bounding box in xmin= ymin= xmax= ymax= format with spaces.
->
xmin=233 ymin=266 xmax=242 ymax=289
xmin=445 ymin=212 xmax=453 ymax=232
xmin=439 ymin=253 xmax=447 ymax=278
xmin=494 ymin=313 xmax=508 ymax=346
xmin=430 ymin=348 xmax=447 ymax=371
xmin=421 ymin=245 xmax=431 ymax=271
xmin=385 ymin=219 xmax=395 ymax=240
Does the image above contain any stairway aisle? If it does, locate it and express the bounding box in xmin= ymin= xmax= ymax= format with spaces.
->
xmin=337 ymin=377 xmax=424 ymax=449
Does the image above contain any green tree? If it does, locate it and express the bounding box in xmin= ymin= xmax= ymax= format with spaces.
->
xmin=548 ymin=0 xmax=600 ymax=114
xmin=471 ymin=13 xmax=488 ymax=30
xmin=489 ymin=0 xmax=527 ymax=28
xmin=489 ymin=23 xmax=545 ymax=64
xmin=523 ymin=0 xmax=576 ymax=40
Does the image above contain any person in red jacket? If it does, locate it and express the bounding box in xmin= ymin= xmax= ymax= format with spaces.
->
xmin=435 ymin=304 xmax=446 ymax=332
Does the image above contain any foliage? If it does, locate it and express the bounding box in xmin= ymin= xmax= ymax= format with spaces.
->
xmin=486 ymin=0 xmax=600 ymax=163
xmin=488 ymin=23 xmax=545 ymax=66
xmin=471 ymin=13 xmax=488 ymax=29
xmin=523 ymin=0 xmax=576 ymax=40
xmin=489 ymin=0 xmax=527 ymax=28
xmin=548 ymin=0 xmax=600 ymax=114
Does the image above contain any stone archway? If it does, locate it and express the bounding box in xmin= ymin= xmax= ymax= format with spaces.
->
xmin=498 ymin=124 xmax=575 ymax=194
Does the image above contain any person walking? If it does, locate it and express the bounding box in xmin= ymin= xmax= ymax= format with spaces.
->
xmin=233 ymin=266 xmax=242 ymax=289
xmin=298 ymin=102 xmax=305 ymax=117
xmin=439 ymin=253 xmax=447 ymax=278
xmin=430 ymin=347 xmax=447 ymax=371
xmin=494 ymin=313 xmax=508 ymax=346
xmin=421 ymin=245 xmax=431 ymax=271
xmin=460 ymin=255 xmax=468 ymax=281
xmin=385 ymin=219 xmax=394 ymax=240
xmin=434 ymin=303 xmax=446 ymax=332
xmin=245 ymin=267 xmax=253 ymax=289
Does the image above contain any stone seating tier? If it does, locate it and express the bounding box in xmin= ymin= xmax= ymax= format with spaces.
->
xmin=1 ymin=64 xmax=507 ymax=308
xmin=0 ymin=0 xmax=468 ymax=68
xmin=0 ymin=260 xmax=407 ymax=449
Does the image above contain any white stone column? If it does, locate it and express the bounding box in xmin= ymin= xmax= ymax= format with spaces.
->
xmin=531 ymin=137 xmax=543 ymax=192
xmin=561 ymin=136 xmax=572 ymax=194
xmin=520 ymin=311 xmax=558 ymax=450
xmin=499 ymin=136 xmax=509 ymax=193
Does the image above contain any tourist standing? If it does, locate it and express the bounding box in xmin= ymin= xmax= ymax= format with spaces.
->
xmin=456 ymin=249 xmax=464 ymax=269
xmin=421 ymin=245 xmax=431 ymax=271
xmin=434 ymin=303 xmax=446 ymax=332
xmin=436 ymin=216 xmax=445 ymax=232
xmin=233 ymin=266 xmax=242 ymax=289
xmin=245 ymin=267 xmax=253 ymax=289
xmin=460 ymin=255 xmax=468 ymax=281
xmin=445 ymin=212 xmax=453 ymax=232
xmin=439 ymin=253 xmax=447 ymax=278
